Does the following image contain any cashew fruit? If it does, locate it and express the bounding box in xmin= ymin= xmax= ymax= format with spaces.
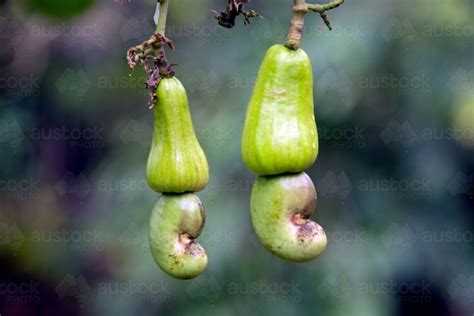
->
xmin=250 ymin=172 xmax=327 ymax=262
xmin=149 ymin=193 xmax=207 ymax=279
xmin=146 ymin=77 xmax=209 ymax=193
xmin=241 ymin=44 xmax=318 ymax=176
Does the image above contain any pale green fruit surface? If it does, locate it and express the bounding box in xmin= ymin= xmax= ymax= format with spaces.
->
xmin=250 ymin=172 xmax=327 ymax=262
xmin=149 ymin=193 xmax=207 ymax=279
xmin=242 ymin=44 xmax=318 ymax=176
xmin=147 ymin=77 xmax=209 ymax=193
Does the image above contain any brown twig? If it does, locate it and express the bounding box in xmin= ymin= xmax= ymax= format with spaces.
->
xmin=126 ymin=0 xmax=175 ymax=108
xmin=285 ymin=0 xmax=344 ymax=50
xmin=212 ymin=0 xmax=262 ymax=28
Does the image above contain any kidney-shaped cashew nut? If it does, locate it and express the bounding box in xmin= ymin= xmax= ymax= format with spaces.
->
xmin=250 ymin=172 xmax=327 ymax=262
xmin=149 ymin=193 xmax=208 ymax=279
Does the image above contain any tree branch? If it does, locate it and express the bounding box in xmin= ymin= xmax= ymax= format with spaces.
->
xmin=285 ymin=0 xmax=344 ymax=50
xmin=307 ymin=0 xmax=344 ymax=13
xmin=156 ymin=0 xmax=169 ymax=34
xmin=212 ymin=0 xmax=261 ymax=28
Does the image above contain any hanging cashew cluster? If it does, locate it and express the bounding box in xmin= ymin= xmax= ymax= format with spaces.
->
xmin=241 ymin=44 xmax=327 ymax=262
xmin=128 ymin=0 xmax=345 ymax=277
xmin=147 ymin=77 xmax=209 ymax=279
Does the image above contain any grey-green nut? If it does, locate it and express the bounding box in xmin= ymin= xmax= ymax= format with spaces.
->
xmin=250 ymin=172 xmax=327 ymax=262
xmin=149 ymin=193 xmax=208 ymax=279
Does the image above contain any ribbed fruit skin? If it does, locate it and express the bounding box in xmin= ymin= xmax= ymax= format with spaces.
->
xmin=146 ymin=77 xmax=209 ymax=193
xmin=149 ymin=193 xmax=207 ymax=279
xmin=241 ymin=44 xmax=318 ymax=176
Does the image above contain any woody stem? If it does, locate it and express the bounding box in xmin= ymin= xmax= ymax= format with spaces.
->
xmin=285 ymin=0 xmax=344 ymax=50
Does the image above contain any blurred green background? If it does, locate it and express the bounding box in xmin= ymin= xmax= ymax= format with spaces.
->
xmin=1 ymin=0 xmax=474 ymax=315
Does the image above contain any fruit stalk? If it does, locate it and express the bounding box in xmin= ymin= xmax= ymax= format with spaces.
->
xmin=156 ymin=0 xmax=169 ymax=34
xmin=285 ymin=0 xmax=345 ymax=50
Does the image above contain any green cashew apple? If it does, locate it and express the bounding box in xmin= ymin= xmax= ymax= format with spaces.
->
xmin=241 ymin=44 xmax=318 ymax=176
xmin=149 ymin=193 xmax=207 ymax=279
xmin=147 ymin=77 xmax=209 ymax=193
xmin=250 ymin=172 xmax=327 ymax=262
